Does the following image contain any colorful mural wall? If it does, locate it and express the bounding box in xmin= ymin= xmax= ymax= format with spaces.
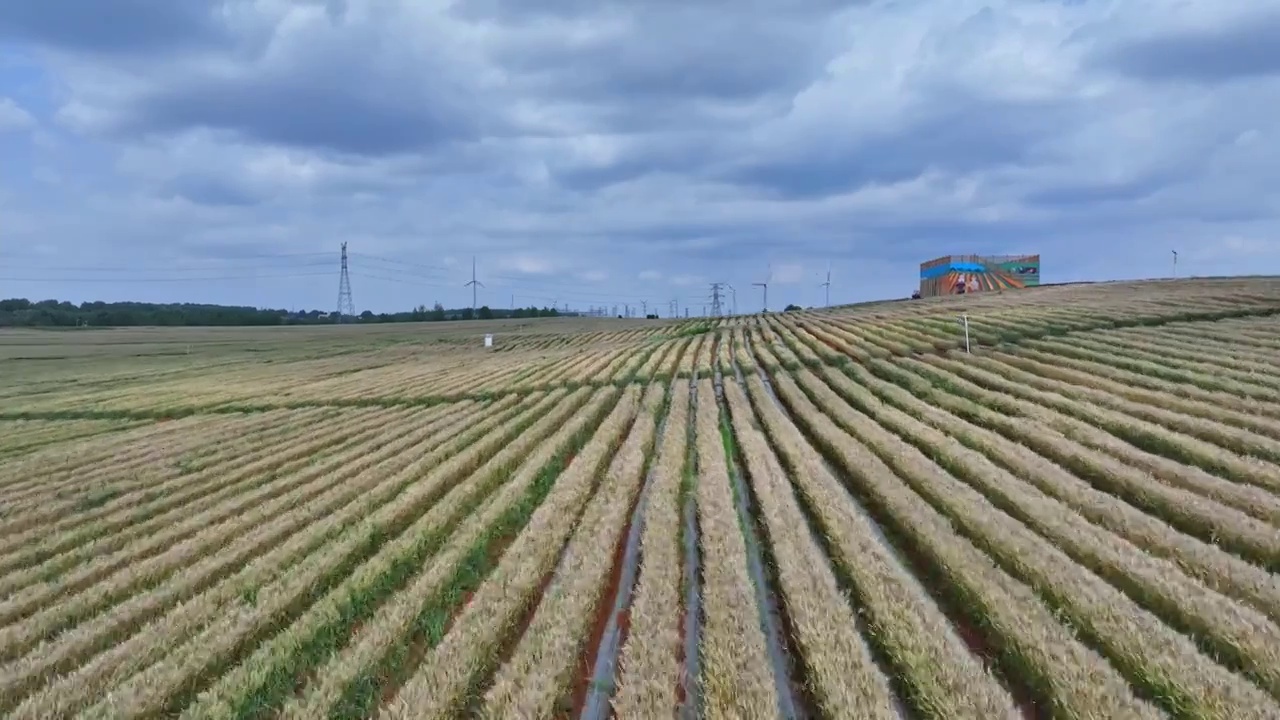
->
xmin=918 ymin=254 xmax=1040 ymax=298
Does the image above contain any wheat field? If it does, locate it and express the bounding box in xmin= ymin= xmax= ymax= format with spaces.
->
xmin=2 ymin=277 xmax=1279 ymax=719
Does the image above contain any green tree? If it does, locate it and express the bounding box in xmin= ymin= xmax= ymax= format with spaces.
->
xmin=478 ymin=305 xmax=494 ymax=320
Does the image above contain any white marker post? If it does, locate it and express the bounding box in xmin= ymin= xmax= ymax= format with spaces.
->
xmin=483 ymin=333 xmax=493 ymax=349
xmin=960 ymin=313 xmax=971 ymax=354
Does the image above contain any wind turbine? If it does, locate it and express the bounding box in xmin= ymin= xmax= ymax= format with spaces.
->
xmin=819 ymin=264 xmax=831 ymax=307
xmin=1172 ymin=250 xmax=1178 ymax=279
xmin=753 ymin=263 xmax=771 ymax=313
xmin=463 ymin=256 xmax=484 ymax=314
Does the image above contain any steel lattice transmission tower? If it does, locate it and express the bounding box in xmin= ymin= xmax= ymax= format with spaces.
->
xmin=709 ymin=282 xmax=726 ymax=316
xmin=336 ymin=242 xmax=355 ymax=322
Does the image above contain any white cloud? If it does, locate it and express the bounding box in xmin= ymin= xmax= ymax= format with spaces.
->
xmin=0 ymin=0 xmax=1278 ymax=311
xmin=498 ymin=254 xmax=556 ymax=275
xmin=0 ymin=98 xmax=34 ymax=132
xmin=770 ymin=263 xmax=806 ymax=284
xmin=669 ymin=273 xmax=705 ymax=287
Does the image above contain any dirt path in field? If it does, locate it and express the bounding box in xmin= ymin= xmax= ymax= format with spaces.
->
xmin=713 ymin=333 xmax=807 ymax=719
xmin=679 ymin=373 xmax=703 ymax=720
xmin=578 ymin=380 xmax=676 ymax=719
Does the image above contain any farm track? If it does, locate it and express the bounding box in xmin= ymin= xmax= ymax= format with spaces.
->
xmin=3 ymin=277 xmax=1280 ymax=716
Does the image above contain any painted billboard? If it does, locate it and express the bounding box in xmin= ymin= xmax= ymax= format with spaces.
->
xmin=918 ymin=254 xmax=1040 ymax=298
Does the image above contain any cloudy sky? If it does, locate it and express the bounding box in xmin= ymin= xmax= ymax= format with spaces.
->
xmin=0 ymin=0 xmax=1277 ymax=314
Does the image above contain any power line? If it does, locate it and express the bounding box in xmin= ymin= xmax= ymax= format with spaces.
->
xmin=5 ymin=248 xmax=712 ymax=311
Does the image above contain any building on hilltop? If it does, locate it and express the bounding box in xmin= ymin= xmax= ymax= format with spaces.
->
xmin=918 ymin=254 xmax=1040 ymax=298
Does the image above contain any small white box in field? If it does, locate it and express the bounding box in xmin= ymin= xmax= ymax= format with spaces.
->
xmin=483 ymin=334 xmax=494 ymax=348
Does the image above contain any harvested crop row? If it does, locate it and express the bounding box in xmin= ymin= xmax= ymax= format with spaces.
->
xmin=0 ymin=405 xmax=357 ymax=565
xmin=977 ymin=351 xmax=1280 ymax=471
xmin=274 ymin=388 xmax=618 ymax=720
xmin=742 ymin=327 xmax=779 ymax=369
xmin=474 ymin=357 xmax=557 ymax=393
xmin=740 ymin=370 xmax=1021 ymax=719
xmin=566 ymin=348 xmax=633 ymax=385
xmin=1025 ymin=337 xmax=1280 ymax=402
xmin=607 ymin=345 xmax=653 ymax=379
xmin=611 ymin=344 xmax=660 ymax=384
xmin=730 ymin=327 xmax=756 ymax=372
xmin=81 ymin=389 xmax=589 ymax=719
xmin=0 ymin=406 xmax=429 ymax=615
xmin=987 ymin=351 xmax=1280 ymax=442
xmin=800 ymin=320 xmax=880 ymax=362
xmin=0 ymin=419 xmax=142 ymax=459
xmin=1107 ymin=328 xmax=1280 ymax=370
xmin=690 ymin=377 xmax=779 ymax=719
xmin=652 ymin=338 xmax=689 ymax=378
xmin=0 ymin=405 xmax=453 ymax=668
xmin=793 ymin=369 xmax=1280 ymax=719
xmin=867 ymin=360 xmax=1280 ymax=619
xmin=816 ymin=364 xmax=1280 ymax=700
xmin=481 ymin=384 xmax=665 ymax=718
xmin=825 ymin=319 xmax=915 ymax=357
xmin=968 ymin=355 xmax=1280 ymax=496
xmin=544 ymin=347 xmax=621 ymax=385
xmin=415 ymin=364 xmax=510 ymax=397
xmin=715 ymin=333 xmax=734 ymax=373
xmin=486 ymin=355 xmax=559 ymax=390
xmin=611 ymin=381 xmax=691 ymax=719
xmin=1010 ymin=344 xmax=1280 ymax=422
xmin=1157 ymin=323 xmax=1280 ymax=353
xmin=635 ymin=340 xmax=673 ymax=380
xmin=765 ymin=318 xmax=822 ymax=367
xmin=1064 ymin=334 xmax=1280 ymax=390
xmin=513 ymin=350 xmax=595 ymax=389
xmin=848 ymin=317 xmax=940 ymax=353
xmin=924 ymin=357 xmax=1280 ymax=557
xmin=668 ymin=335 xmax=699 ymax=377
xmin=501 ymin=354 xmax=575 ymax=389
xmin=0 ymin=407 xmax=383 ymax=612
xmin=0 ymin=413 xmax=249 ymax=494
xmin=3 ymin=397 xmax=535 ymax=718
xmin=457 ymin=356 xmax=540 ymax=388
xmin=384 ymin=387 xmax=643 ymax=719
xmin=432 ymin=366 xmax=527 ymax=394
xmin=722 ymin=378 xmax=902 ymax=718
xmin=694 ymin=333 xmax=716 ymax=378
xmin=784 ymin=322 xmax=843 ymax=365
xmin=677 ymin=335 xmax=702 ymax=378
xmin=764 ymin=370 xmax=1163 ymax=719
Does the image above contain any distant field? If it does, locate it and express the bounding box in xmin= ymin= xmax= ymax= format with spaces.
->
xmin=1 ymin=277 xmax=1279 ymax=719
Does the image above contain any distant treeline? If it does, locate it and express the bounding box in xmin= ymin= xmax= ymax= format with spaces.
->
xmin=0 ymin=299 xmax=563 ymax=328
